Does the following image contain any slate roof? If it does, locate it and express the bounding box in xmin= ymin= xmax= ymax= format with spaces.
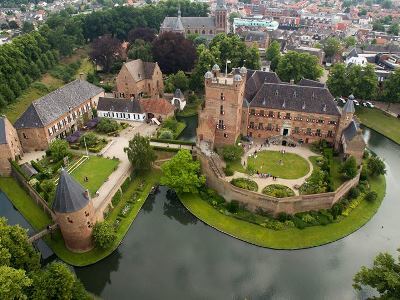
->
xmin=298 ymin=78 xmax=326 ymax=88
xmin=241 ymin=31 xmax=268 ymax=43
xmin=343 ymin=120 xmax=358 ymax=141
xmin=161 ymin=16 xmax=216 ymax=30
xmin=123 ymin=59 xmax=157 ymax=82
xmin=0 ymin=117 xmax=6 ymax=144
xmin=242 ymin=70 xmax=281 ymax=102
xmin=14 ymin=80 xmax=103 ymax=129
xmin=174 ymin=89 xmax=184 ymax=99
xmin=249 ymin=83 xmax=340 ymax=116
xmin=97 ymin=97 xmax=143 ymax=113
xmin=139 ymin=98 xmax=175 ymax=115
xmin=343 ymin=98 xmax=355 ymax=113
xmin=53 ymin=169 xmax=90 ymax=214
xmin=20 ymin=163 xmax=38 ymax=179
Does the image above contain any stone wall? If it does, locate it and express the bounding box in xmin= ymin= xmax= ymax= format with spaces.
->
xmin=197 ymin=150 xmax=360 ymax=216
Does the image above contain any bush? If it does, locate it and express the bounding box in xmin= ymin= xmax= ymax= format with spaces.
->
xmin=121 ymin=177 xmax=131 ymax=192
xmin=93 ymin=221 xmax=117 ymax=249
xmin=340 ymin=156 xmax=358 ymax=180
xmin=80 ymin=132 xmax=99 ymax=148
xmin=367 ymin=156 xmax=386 ymax=177
xmin=223 ymin=166 xmax=234 ymax=176
xmin=97 ymin=118 xmax=120 ymax=133
xmin=276 ymin=212 xmax=292 ymax=222
xmin=348 ymin=187 xmax=360 ymax=199
xmin=230 ymin=178 xmax=258 ymax=191
xmin=360 ymin=167 xmax=368 ymax=181
xmin=226 ymin=200 xmax=240 ymax=213
xmin=158 ymin=129 xmax=174 ymax=140
xmin=111 ymin=190 xmax=122 ymax=206
xmin=31 ymin=160 xmax=45 ymax=173
xmin=365 ymin=191 xmax=377 ymax=202
xmin=221 ymin=145 xmax=244 ymax=162
xmin=162 ymin=117 xmax=179 ymax=132
xmin=262 ymin=184 xmax=295 ymax=198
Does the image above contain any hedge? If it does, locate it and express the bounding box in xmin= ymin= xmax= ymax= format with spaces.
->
xmin=150 ymin=138 xmax=195 ymax=146
xmin=10 ymin=160 xmax=30 ymax=181
xmin=31 ymin=160 xmax=45 ymax=173
xmin=151 ymin=146 xmax=181 ymax=152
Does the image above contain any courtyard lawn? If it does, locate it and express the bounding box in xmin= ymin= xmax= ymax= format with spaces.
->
xmin=46 ymin=169 xmax=161 ymax=266
xmin=247 ymin=150 xmax=310 ymax=179
xmin=0 ymin=177 xmax=52 ymax=230
xmin=179 ymin=174 xmax=385 ymax=249
xmin=356 ymin=106 xmax=400 ymax=144
xmin=71 ymin=156 xmax=119 ymax=195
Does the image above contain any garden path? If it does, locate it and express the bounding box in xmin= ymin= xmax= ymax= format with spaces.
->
xmin=227 ymin=144 xmax=316 ymax=195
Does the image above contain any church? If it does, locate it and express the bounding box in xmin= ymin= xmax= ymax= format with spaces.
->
xmin=160 ymin=0 xmax=227 ymax=39
xmin=196 ymin=66 xmax=366 ymax=164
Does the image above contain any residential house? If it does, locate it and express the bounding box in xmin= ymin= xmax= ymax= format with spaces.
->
xmin=97 ymin=97 xmax=146 ymax=122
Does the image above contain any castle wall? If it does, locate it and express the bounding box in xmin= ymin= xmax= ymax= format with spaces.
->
xmin=0 ymin=118 xmax=23 ymax=176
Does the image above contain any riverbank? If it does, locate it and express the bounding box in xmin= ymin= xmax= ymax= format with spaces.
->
xmin=179 ymin=174 xmax=386 ymax=249
xmin=356 ymin=107 xmax=400 ymax=145
xmin=0 ymin=169 xmax=161 ymax=267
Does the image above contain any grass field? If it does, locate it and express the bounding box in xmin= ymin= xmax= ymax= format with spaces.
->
xmin=179 ymin=174 xmax=385 ymax=249
xmin=356 ymin=107 xmax=400 ymax=144
xmin=247 ymin=150 xmax=310 ymax=179
xmin=0 ymin=177 xmax=52 ymax=230
xmin=72 ymin=156 xmax=119 ymax=195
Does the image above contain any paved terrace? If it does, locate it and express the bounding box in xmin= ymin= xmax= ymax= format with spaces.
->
xmin=225 ymin=144 xmax=316 ymax=195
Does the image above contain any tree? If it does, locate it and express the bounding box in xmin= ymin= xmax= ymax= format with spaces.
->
xmin=340 ymin=156 xmax=358 ymax=179
xmin=367 ymin=156 xmax=386 ymax=177
xmin=22 ymin=21 xmax=34 ymax=33
xmin=0 ymin=84 xmax=16 ymax=103
xmin=127 ymin=27 xmax=156 ymax=43
xmin=347 ymin=64 xmax=363 ymax=96
xmin=0 ymin=266 xmax=32 ymax=300
xmin=165 ymin=71 xmax=189 ymax=92
xmin=343 ymin=36 xmax=357 ymax=48
xmin=276 ymin=51 xmax=323 ymax=83
xmin=152 ymin=32 xmax=197 ymax=74
xmin=229 ymin=12 xmax=240 ymax=24
xmin=382 ymin=68 xmax=400 ymax=103
xmin=93 ymin=221 xmax=116 ymax=249
xmin=373 ymin=21 xmax=385 ymax=32
xmin=221 ymin=145 xmax=244 ymax=162
xmin=190 ymin=44 xmax=219 ymax=90
xmin=353 ymin=249 xmax=400 ymax=298
xmin=388 ymin=23 xmax=399 ymax=36
xmin=15 ymin=72 xmax=28 ymax=90
xmin=160 ymin=149 xmax=206 ymax=194
xmin=8 ymin=20 xmax=19 ymax=29
xmin=89 ymin=34 xmax=122 ymax=73
xmin=31 ymin=262 xmax=90 ymax=300
xmin=327 ymin=63 xmax=349 ymax=97
xmin=364 ymin=191 xmax=378 ymax=202
xmin=382 ymin=0 xmax=392 ymax=8
xmin=266 ymin=40 xmax=281 ymax=62
xmin=124 ymin=133 xmax=156 ymax=172
xmin=357 ymin=64 xmax=378 ymax=100
xmin=0 ymin=217 xmax=40 ymax=272
xmin=9 ymin=78 xmax=22 ymax=97
xmin=40 ymin=180 xmax=56 ymax=203
xmin=323 ymin=37 xmax=341 ymax=59
xmin=127 ymin=39 xmax=153 ymax=62
xmin=48 ymin=139 xmax=70 ymax=162
xmin=80 ymin=132 xmax=99 ymax=148
xmin=97 ymin=118 xmax=119 ymax=133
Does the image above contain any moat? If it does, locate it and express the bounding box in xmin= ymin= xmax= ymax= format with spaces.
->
xmin=1 ymin=124 xmax=400 ymax=299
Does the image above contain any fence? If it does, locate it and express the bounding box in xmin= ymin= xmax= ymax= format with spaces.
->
xmin=197 ymin=149 xmax=360 ymax=216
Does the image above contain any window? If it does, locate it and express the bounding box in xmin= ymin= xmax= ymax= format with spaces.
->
xmin=260 ymin=110 xmax=265 ymax=116
xmin=268 ymin=111 xmax=274 ymax=117
xmin=294 ymin=127 xmax=299 ymax=134
xmin=220 ymin=93 xmax=224 ymax=100
xmin=259 ymin=123 xmax=263 ymax=129
xmin=267 ymin=123 xmax=272 ymax=130
xmin=328 ymin=120 xmax=337 ymax=125
xmin=224 ymin=133 xmax=228 ymax=138
xmin=250 ymin=109 xmax=255 ymax=115
xmin=306 ymin=128 xmax=312 ymax=135
xmin=218 ymin=119 xmax=224 ymax=129
xmin=277 ymin=112 xmax=281 ymax=118
xmin=67 ymin=217 xmax=73 ymax=223
xmin=202 ymin=30 xmax=205 ymax=34
xmin=327 ymin=130 xmax=333 ymax=137
xmin=249 ymin=122 xmax=255 ymax=129
xmin=317 ymin=119 xmax=324 ymax=124
xmin=286 ymin=113 xmax=291 ymax=119
xmin=316 ymin=129 xmax=321 ymax=136
xmin=220 ymin=105 xmax=224 ymax=115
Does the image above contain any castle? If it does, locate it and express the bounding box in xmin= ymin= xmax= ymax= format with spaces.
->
xmin=197 ymin=66 xmax=366 ymax=163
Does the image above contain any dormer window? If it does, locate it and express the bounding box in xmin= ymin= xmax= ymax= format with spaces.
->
xmin=275 ymin=90 xmax=279 ymax=96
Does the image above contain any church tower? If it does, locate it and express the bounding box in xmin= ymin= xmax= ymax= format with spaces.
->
xmin=335 ymin=95 xmax=355 ymax=149
xmin=197 ymin=66 xmax=247 ymax=148
xmin=53 ymin=169 xmax=96 ymax=253
xmin=215 ymin=0 xmax=228 ymax=33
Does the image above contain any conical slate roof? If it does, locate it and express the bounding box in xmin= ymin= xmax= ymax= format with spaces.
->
xmin=53 ymin=169 xmax=90 ymax=213
xmin=343 ymin=98 xmax=355 ymax=113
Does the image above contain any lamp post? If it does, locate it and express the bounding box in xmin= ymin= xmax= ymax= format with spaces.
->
xmin=225 ymin=59 xmax=231 ymax=77
xmin=83 ymin=136 xmax=89 ymax=157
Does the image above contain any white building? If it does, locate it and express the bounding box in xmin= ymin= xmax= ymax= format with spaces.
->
xmin=97 ymin=97 xmax=146 ymax=122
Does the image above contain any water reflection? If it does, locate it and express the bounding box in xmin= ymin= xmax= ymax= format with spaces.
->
xmin=177 ymin=115 xmax=198 ymax=142
xmin=163 ymin=190 xmax=197 ymax=225
xmin=141 ymin=189 xmax=157 ymax=214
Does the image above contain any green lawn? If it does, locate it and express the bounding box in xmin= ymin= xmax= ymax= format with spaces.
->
xmin=47 ymin=169 xmax=161 ymax=266
xmin=332 ymin=157 xmax=345 ymax=190
xmin=0 ymin=177 xmax=52 ymax=230
xmin=71 ymin=156 xmax=119 ymax=195
xmin=179 ymin=174 xmax=386 ymax=249
xmin=247 ymin=150 xmax=310 ymax=179
xmin=356 ymin=107 xmax=400 ymax=144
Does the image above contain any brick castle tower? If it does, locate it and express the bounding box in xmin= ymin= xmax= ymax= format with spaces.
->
xmin=215 ymin=0 xmax=228 ymax=33
xmin=335 ymin=94 xmax=355 ymax=148
xmin=53 ymin=169 xmax=96 ymax=253
xmin=197 ymin=66 xmax=247 ymax=149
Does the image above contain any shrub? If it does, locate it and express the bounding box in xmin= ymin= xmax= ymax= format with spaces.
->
xmin=360 ymin=167 xmax=368 ymax=181
xmin=223 ymin=166 xmax=234 ymax=176
xmin=340 ymin=156 xmax=358 ymax=180
xmin=301 ymin=214 xmax=315 ymax=224
xmin=284 ymin=220 xmax=295 ymax=228
xmin=292 ymin=216 xmax=307 ymax=229
xmin=111 ymin=190 xmax=122 ymax=206
xmin=31 ymin=160 xmax=44 ymax=173
xmin=80 ymin=132 xmax=99 ymax=148
xmin=276 ymin=212 xmax=292 ymax=222
xmin=226 ymin=200 xmax=240 ymax=213
xmin=262 ymin=184 xmax=295 ymax=198
xmin=221 ymin=145 xmax=244 ymax=162
xmin=93 ymin=221 xmax=117 ymax=249
xmin=365 ymin=191 xmax=378 ymax=202
xmin=230 ymin=178 xmax=258 ymax=191
xmin=367 ymin=156 xmax=386 ymax=177
xmin=121 ymin=177 xmax=131 ymax=192
xmin=348 ymin=187 xmax=360 ymax=199
xmin=162 ymin=117 xmax=179 ymax=131
xmin=158 ymin=129 xmax=174 ymax=140
xmin=97 ymin=118 xmax=120 ymax=133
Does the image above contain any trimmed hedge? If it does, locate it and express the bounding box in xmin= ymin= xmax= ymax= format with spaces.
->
xmin=151 ymin=146 xmax=180 ymax=152
xmin=262 ymin=184 xmax=295 ymax=198
xmin=31 ymin=160 xmax=45 ymax=173
xmin=230 ymin=178 xmax=258 ymax=191
xmin=150 ymin=138 xmax=195 ymax=146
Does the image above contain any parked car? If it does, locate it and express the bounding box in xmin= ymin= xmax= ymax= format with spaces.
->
xmin=337 ymin=97 xmax=346 ymax=105
xmin=353 ymin=99 xmax=360 ymax=106
xmin=362 ymin=101 xmax=374 ymax=108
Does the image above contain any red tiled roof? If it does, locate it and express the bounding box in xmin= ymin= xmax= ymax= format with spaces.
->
xmin=139 ymin=98 xmax=174 ymax=115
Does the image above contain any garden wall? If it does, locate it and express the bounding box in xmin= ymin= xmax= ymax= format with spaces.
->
xmin=10 ymin=165 xmax=56 ymax=220
xmin=197 ymin=149 xmax=360 ymax=216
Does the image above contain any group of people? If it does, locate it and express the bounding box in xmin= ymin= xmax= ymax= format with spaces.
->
xmin=255 ymin=170 xmax=278 ymax=180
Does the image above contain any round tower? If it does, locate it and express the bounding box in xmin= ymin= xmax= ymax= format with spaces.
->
xmin=335 ymin=94 xmax=356 ymax=149
xmin=53 ymin=169 xmax=96 ymax=253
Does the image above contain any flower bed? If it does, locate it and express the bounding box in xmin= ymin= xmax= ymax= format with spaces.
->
xmin=230 ymin=178 xmax=258 ymax=192
xmin=262 ymin=184 xmax=295 ymax=198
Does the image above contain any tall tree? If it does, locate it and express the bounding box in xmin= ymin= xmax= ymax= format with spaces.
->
xmin=276 ymin=51 xmax=323 ymax=83
xmin=266 ymin=40 xmax=281 ymax=62
xmin=190 ymin=44 xmax=219 ymax=90
xmin=353 ymin=249 xmax=400 ymax=299
xmin=0 ymin=266 xmax=32 ymax=300
xmin=382 ymin=68 xmax=400 ymax=103
xmin=327 ymin=63 xmax=349 ymax=97
xmin=127 ymin=27 xmax=156 ymax=43
xmin=357 ymin=64 xmax=378 ymax=100
xmin=323 ymin=37 xmax=341 ymax=59
xmin=152 ymin=32 xmax=197 ymax=74
xmin=127 ymin=39 xmax=153 ymax=62
xmin=160 ymin=149 xmax=206 ymax=194
xmin=89 ymin=34 xmax=122 ymax=73
xmin=124 ymin=133 xmax=156 ymax=172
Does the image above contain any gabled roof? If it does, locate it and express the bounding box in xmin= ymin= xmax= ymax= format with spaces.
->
xmin=298 ymin=78 xmax=326 ymax=88
xmin=97 ymin=97 xmax=143 ymax=114
xmin=243 ymin=70 xmax=281 ymax=101
xmin=139 ymin=98 xmax=175 ymax=115
xmin=249 ymin=83 xmax=340 ymax=116
xmin=0 ymin=117 xmax=6 ymax=144
xmin=123 ymin=59 xmax=157 ymax=83
xmin=343 ymin=98 xmax=355 ymax=113
xmin=53 ymin=169 xmax=90 ymax=214
xmin=173 ymin=89 xmax=184 ymax=99
xmin=14 ymin=80 xmax=103 ymax=129
xmin=161 ymin=16 xmax=216 ymax=30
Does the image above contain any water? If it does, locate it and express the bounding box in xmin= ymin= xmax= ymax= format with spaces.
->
xmin=74 ymin=127 xmax=400 ymax=300
xmin=0 ymin=192 xmax=53 ymax=260
xmin=177 ymin=115 xmax=198 ymax=142
xmin=1 ymin=125 xmax=399 ymax=299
